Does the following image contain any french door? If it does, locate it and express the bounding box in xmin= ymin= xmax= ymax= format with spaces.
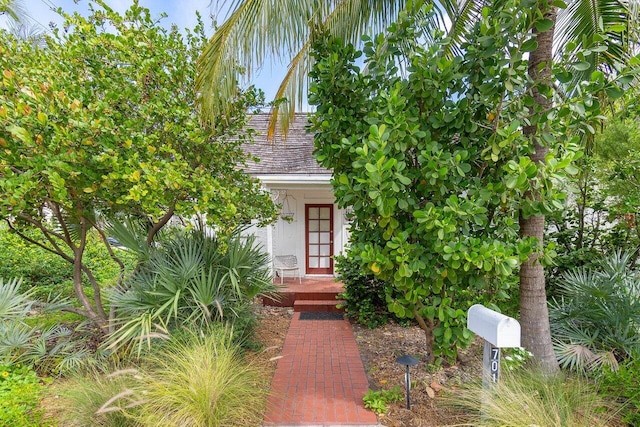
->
xmin=305 ymin=204 xmax=333 ymax=274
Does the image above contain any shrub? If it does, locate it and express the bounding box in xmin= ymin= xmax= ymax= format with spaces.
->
xmin=446 ymin=368 xmax=617 ymax=426
xmin=335 ymin=254 xmax=394 ymax=328
xmin=107 ymin=227 xmax=276 ymax=353
xmin=0 ymin=227 xmax=73 ymax=299
xmin=598 ymin=357 xmax=640 ymax=426
xmin=0 ymin=363 xmax=47 ymax=426
xmin=0 ymin=226 xmax=134 ymax=301
xmin=549 ymin=251 xmax=640 ymax=371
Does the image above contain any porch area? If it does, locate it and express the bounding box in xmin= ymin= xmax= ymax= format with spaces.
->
xmin=263 ymin=277 xmax=346 ymax=313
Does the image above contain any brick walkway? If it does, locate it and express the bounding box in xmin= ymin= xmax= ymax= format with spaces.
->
xmin=264 ymin=312 xmax=379 ymax=426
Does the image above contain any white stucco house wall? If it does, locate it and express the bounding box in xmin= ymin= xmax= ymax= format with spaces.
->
xmin=241 ymin=113 xmax=351 ymax=278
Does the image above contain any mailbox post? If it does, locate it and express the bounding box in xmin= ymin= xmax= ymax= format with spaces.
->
xmin=467 ymin=304 xmax=521 ymax=387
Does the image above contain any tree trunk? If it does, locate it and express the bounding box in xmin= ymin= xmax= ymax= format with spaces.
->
xmin=73 ymin=219 xmax=109 ymax=329
xmin=519 ymin=0 xmax=560 ymax=373
xmin=413 ymin=309 xmax=435 ymax=363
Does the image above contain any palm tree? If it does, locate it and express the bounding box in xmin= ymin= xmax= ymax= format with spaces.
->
xmin=196 ymin=0 xmax=442 ymax=138
xmin=519 ymin=0 xmax=560 ymax=372
xmin=0 ymin=0 xmax=25 ymax=23
xmin=197 ymin=0 xmax=633 ymax=372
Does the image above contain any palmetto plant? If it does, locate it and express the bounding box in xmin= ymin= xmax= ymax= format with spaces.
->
xmin=0 ymin=277 xmax=90 ymax=373
xmin=549 ymin=251 xmax=640 ymax=371
xmin=107 ymin=227 xmax=275 ymax=353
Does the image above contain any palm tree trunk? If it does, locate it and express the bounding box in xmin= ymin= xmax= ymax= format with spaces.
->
xmin=519 ymin=0 xmax=560 ymax=373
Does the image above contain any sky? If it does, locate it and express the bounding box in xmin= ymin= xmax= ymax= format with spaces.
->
xmin=2 ymin=0 xmax=284 ymax=103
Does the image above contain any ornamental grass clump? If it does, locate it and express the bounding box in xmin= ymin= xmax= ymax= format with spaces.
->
xmin=135 ymin=328 xmax=268 ymax=427
xmin=445 ymin=368 xmax=618 ymax=426
xmin=59 ymin=328 xmax=268 ymax=426
xmin=58 ymin=366 xmax=140 ymax=427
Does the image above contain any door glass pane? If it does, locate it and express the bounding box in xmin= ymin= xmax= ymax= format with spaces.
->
xmin=320 ymin=245 xmax=330 ymax=256
xmin=308 ymin=207 xmax=319 ymax=219
xmin=320 ymin=220 xmax=330 ymax=232
xmin=309 ymin=220 xmax=319 ymax=232
xmin=320 ymin=207 xmax=330 ymax=219
xmin=309 ymin=258 xmax=319 ymax=268
xmin=320 ymin=232 xmax=330 ymax=244
xmin=309 ymin=234 xmax=319 ymax=244
xmin=309 ymin=246 xmax=319 ymax=256
xmin=320 ymin=257 xmax=330 ymax=268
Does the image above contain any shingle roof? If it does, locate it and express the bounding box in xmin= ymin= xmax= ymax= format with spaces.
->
xmin=241 ymin=113 xmax=329 ymax=175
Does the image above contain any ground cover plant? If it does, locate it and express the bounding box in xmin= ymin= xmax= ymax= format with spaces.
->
xmin=363 ymin=386 xmax=403 ymax=414
xmin=0 ymin=363 xmax=48 ymax=427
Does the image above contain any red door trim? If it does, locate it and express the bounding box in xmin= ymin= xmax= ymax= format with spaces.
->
xmin=305 ymin=204 xmax=334 ymax=274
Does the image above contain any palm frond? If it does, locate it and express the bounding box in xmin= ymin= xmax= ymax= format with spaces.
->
xmin=549 ymin=251 xmax=640 ymax=370
xmin=0 ymin=0 xmax=26 ymax=23
xmin=554 ymin=341 xmax=596 ymax=371
xmin=104 ymin=217 xmax=151 ymax=261
xmin=198 ymin=0 xmax=420 ymax=138
xmin=107 ymin=227 xmax=274 ymax=352
xmin=556 ymin=0 xmax=630 ymax=91
xmin=197 ymin=0 xmax=315 ymax=128
xmin=444 ymin=0 xmax=490 ymax=55
xmin=0 ymin=278 xmax=31 ymax=319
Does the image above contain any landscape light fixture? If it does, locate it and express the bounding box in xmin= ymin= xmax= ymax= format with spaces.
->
xmin=396 ymin=354 xmax=419 ymax=409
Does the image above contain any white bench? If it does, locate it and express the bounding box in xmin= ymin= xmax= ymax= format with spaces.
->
xmin=273 ymin=255 xmax=302 ymax=284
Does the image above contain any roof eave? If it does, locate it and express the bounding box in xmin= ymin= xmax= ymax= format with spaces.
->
xmin=255 ymin=174 xmax=333 ymax=189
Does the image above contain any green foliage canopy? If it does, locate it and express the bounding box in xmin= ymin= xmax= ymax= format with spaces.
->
xmin=309 ymin=1 xmax=624 ymax=361
xmin=0 ymin=1 xmax=276 ymax=326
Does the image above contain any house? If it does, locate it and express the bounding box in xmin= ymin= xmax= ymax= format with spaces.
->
xmin=242 ymin=113 xmax=350 ymax=278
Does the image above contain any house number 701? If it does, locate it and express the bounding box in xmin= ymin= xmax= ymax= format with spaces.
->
xmin=490 ymin=346 xmax=500 ymax=382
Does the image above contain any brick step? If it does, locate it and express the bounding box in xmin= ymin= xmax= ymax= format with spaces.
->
xmin=293 ymin=291 xmax=341 ymax=301
xmin=293 ymin=299 xmax=346 ymax=313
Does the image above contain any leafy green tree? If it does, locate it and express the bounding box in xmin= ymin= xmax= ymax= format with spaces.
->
xmin=0 ymin=1 xmax=276 ymax=329
xmin=197 ymin=0 xmax=633 ymax=370
xmin=309 ymin=2 xmax=620 ymax=362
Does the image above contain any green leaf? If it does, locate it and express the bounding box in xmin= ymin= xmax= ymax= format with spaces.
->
xmin=535 ymin=19 xmax=554 ymax=32
xmin=7 ymin=125 xmax=32 ymax=144
xmin=572 ymin=62 xmax=591 ymax=71
xmin=609 ymin=24 xmax=626 ymax=32
xmin=555 ymin=70 xmax=573 ymax=83
xmin=605 ymin=86 xmax=625 ymax=99
xmin=521 ymin=38 xmax=538 ymax=52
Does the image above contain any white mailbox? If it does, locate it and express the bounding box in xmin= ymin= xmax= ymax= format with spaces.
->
xmin=467 ymin=304 xmax=520 ymax=348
